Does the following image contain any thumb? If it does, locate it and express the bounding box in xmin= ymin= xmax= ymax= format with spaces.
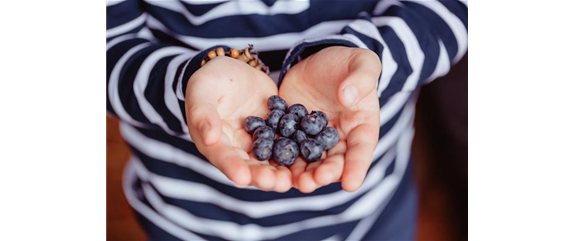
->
xmin=337 ymin=50 xmax=381 ymax=108
xmin=187 ymin=103 xmax=222 ymax=146
xmin=338 ymin=70 xmax=379 ymax=108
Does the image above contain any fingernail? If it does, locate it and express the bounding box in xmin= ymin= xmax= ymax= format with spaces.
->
xmin=342 ymin=85 xmax=358 ymax=107
xmin=200 ymin=122 xmax=210 ymax=138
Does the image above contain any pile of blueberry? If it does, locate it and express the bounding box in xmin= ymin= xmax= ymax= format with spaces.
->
xmin=244 ymin=95 xmax=340 ymax=167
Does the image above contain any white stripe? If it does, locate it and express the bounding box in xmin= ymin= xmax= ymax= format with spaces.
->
xmin=164 ymin=53 xmax=197 ymax=136
xmin=119 ymin=121 xmax=252 ymax=188
xmin=379 ymin=91 xmax=412 ymax=126
xmin=131 ymin=143 xmax=394 ymax=217
xmin=148 ymin=0 xmax=310 ymax=26
xmin=106 ymin=0 xmax=125 ymax=7
xmin=181 ymin=0 xmax=228 ymax=5
xmin=123 ymin=160 xmax=204 ymax=240
xmin=146 ymin=15 xmax=352 ymax=52
xmin=107 ymin=13 xmax=147 ymax=39
xmin=321 ymin=233 xmax=341 ymax=241
xmin=106 ymin=33 xmax=137 ymax=51
xmin=425 ymin=39 xmax=451 ymax=83
xmin=175 ymin=57 xmax=192 ymax=101
xmin=135 ymin=141 xmax=408 ymax=240
xmin=133 ymin=47 xmax=195 ymax=136
xmin=109 ymin=43 xmax=152 ymax=128
xmin=372 ymin=17 xmax=425 ymax=92
xmin=409 ymin=0 xmax=468 ymax=62
xmin=459 ymin=0 xmax=468 ymax=7
xmin=374 ymin=94 xmax=416 ymax=159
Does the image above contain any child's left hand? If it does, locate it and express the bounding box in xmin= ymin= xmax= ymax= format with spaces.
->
xmin=279 ymin=46 xmax=382 ymax=193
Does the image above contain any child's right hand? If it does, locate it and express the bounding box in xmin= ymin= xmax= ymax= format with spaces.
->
xmin=185 ymin=57 xmax=292 ymax=192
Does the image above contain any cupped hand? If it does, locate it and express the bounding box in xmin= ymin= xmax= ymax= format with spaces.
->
xmin=185 ymin=57 xmax=292 ymax=192
xmin=279 ymin=46 xmax=381 ymax=193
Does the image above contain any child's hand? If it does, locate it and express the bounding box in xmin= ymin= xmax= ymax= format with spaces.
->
xmin=185 ymin=57 xmax=292 ymax=192
xmin=279 ymin=46 xmax=381 ymax=192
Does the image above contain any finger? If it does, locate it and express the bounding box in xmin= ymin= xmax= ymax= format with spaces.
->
xmin=338 ymin=70 xmax=378 ymax=108
xmin=313 ymin=154 xmax=344 ymax=186
xmin=204 ymin=142 xmax=252 ymax=187
xmin=249 ymin=163 xmax=277 ymax=191
xmin=313 ymin=141 xmax=346 ymax=186
xmin=341 ymin=123 xmax=379 ymax=192
xmin=297 ymin=161 xmax=322 ymax=193
xmin=274 ymin=166 xmax=293 ymax=193
xmin=338 ymin=50 xmax=381 ymax=108
xmin=289 ymin=157 xmax=307 ymax=189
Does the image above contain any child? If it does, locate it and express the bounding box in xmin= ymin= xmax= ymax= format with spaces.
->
xmin=107 ymin=0 xmax=467 ymax=240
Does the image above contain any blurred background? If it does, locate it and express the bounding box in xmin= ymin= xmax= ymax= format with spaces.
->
xmin=107 ymin=55 xmax=468 ymax=240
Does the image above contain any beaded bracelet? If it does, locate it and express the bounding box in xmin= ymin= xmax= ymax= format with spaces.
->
xmin=201 ymin=44 xmax=270 ymax=75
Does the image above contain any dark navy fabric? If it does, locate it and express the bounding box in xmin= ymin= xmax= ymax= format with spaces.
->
xmin=107 ymin=0 xmax=467 ymax=240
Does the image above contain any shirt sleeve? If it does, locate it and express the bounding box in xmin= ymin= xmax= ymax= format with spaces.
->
xmin=277 ymin=0 xmax=468 ymax=101
xmin=106 ymin=0 xmax=229 ymax=137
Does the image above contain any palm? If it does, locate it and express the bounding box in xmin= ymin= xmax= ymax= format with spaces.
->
xmin=186 ymin=57 xmax=292 ymax=192
xmin=279 ymin=47 xmax=381 ymax=192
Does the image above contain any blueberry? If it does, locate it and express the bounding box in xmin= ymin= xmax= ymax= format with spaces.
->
xmin=300 ymin=139 xmax=324 ymax=163
xmin=315 ymin=127 xmax=340 ymax=150
xmin=267 ymin=95 xmax=288 ymax=111
xmin=287 ymin=104 xmax=308 ymax=122
xmin=279 ymin=113 xmax=297 ymax=137
xmin=253 ymin=125 xmax=274 ymax=140
xmin=243 ymin=116 xmax=266 ymax=134
xmin=292 ymin=130 xmax=307 ymax=145
xmin=252 ymin=138 xmax=274 ymax=161
xmin=300 ymin=110 xmax=328 ymax=135
xmin=265 ymin=109 xmax=285 ymax=132
xmin=272 ymin=137 xmax=299 ymax=167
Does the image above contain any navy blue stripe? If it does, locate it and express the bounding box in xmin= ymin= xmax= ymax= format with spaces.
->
xmin=392 ymin=3 xmax=457 ymax=61
xmin=179 ymin=1 xmax=225 ymax=16
xmin=385 ymin=4 xmax=442 ymax=87
xmin=145 ymin=178 xmax=372 ymax=227
xmin=107 ymin=0 xmax=144 ymax=30
xmin=144 ymin=1 xmax=376 ymax=38
xmin=377 ymin=26 xmax=412 ymax=100
xmin=106 ymin=24 xmax=146 ymax=42
xmin=134 ymin=125 xmax=205 ymax=157
xmin=118 ymin=44 xmax=166 ymax=129
xmin=143 ymin=55 xmax=186 ymax=134
xmin=378 ymin=99 xmax=409 ymax=140
xmin=107 ymin=38 xmax=149 ymax=118
xmin=440 ymin=0 xmax=468 ymax=30
xmin=270 ymin=220 xmax=359 ymax=241
xmin=149 ymin=28 xmax=200 ymax=50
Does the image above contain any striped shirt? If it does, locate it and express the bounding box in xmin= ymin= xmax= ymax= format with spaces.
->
xmin=106 ymin=0 xmax=468 ymax=240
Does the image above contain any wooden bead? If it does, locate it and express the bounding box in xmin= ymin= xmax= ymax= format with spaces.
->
xmin=230 ymin=48 xmax=240 ymax=58
xmin=201 ymin=59 xmax=206 ymax=67
xmin=216 ymin=47 xmax=225 ymax=56
xmin=238 ymin=54 xmax=250 ymax=62
xmin=243 ymin=48 xmax=253 ymax=60
xmin=207 ymin=50 xmax=217 ymax=59
xmin=255 ymin=65 xmax=262 ymax=71
xmin=248 ymin=59 xmax=257 ymax=67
